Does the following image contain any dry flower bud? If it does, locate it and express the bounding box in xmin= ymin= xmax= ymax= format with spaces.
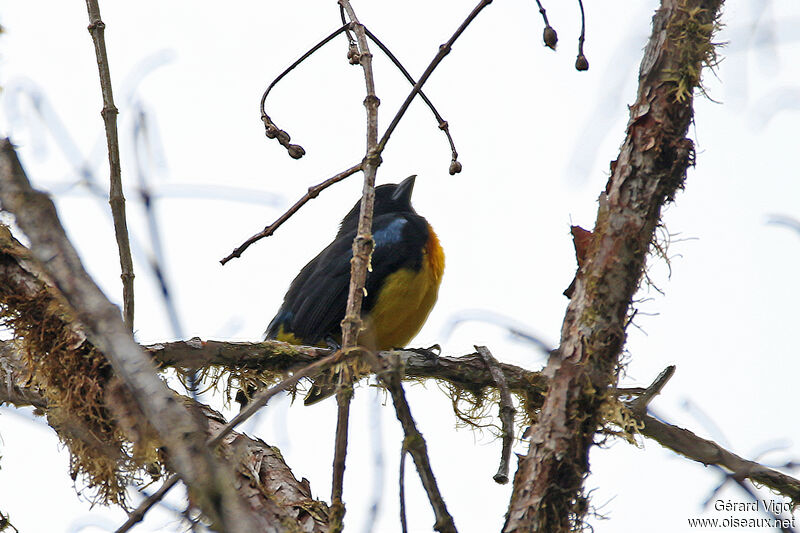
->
xmin=575 ymin=54 xmax=589 ymax=71
xmin=543 ymin=26 xmax=558 ymax=50
xmin=347 ymin=44 xmax=360 ymax=65
xmin=288 ymin=144 xmax=306 ymax=159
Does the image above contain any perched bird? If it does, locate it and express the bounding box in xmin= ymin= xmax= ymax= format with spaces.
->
xmin=265 ymin=175 xmax=444 ymax=404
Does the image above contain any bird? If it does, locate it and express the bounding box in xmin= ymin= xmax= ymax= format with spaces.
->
xmin=265 ymin=175 xmax=444 ymax=404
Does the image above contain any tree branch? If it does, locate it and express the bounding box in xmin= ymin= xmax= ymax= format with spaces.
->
xmin=504 ymin=1 xmax=723 ymax=530
xmin=375 ymin=353 xmax=458 ymax=533
xmin=84 ymin=0 xmax=135 ymax=330
xmin=0 ymin=140 xmax=255 ymax=532
xmin=476 ymin=345 xmax=516 ymax=485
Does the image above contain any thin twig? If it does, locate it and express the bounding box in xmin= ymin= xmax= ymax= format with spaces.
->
xmin=331 ymin=385 xmax=353 ymax=532
xmin=399 ymin=447 xmax=409 ymax=533
xmin=575 ymin=0 xmax=589 ymax=70
xmin=476 ymin=346 xmax=516 ymax=485
xmin=377 ymin=0 xmax=494 ymax=154
xmin=116 ymin=348 xmax=346 ymax=531
xmin=361 ymin=27 xmax=460 ymax=173
xmin=628 ymin=365 xmax=675 ymax=414
xmin=534 ymin=0 xmax=558 ymax=50
xmin=220 ymin=162 xmax=362 ymax=264
xmin=115 ymin=476 xmax=180 ymax=533
xmin=84 ymin=0 xmax=135 ymax=330
xmin=259 ymin=23 xmax=352 ymax=159
xmin=376 ymin=353 xmax=457 ymax=533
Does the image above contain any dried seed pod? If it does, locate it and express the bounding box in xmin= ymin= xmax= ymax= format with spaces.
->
xmin=288 ymin=144 xmax=306 ymax=159
xmin=449 ymin=160 xmax=463 ymax=175
xmin=575 ymin=54 xmax=589 ymax=71
xmin=543 ymin=25 xmax=558 ymax=50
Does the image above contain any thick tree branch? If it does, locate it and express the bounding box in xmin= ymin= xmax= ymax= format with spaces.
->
xmin=0 ymin=357 xmax=330 ymax=533
xmin=504 ymin=2 xmax=723 ymax=531
xmin=0 ymin=140 xmax=255 ymax=532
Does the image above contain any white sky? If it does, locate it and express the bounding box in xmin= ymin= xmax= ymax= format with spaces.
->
xmin=1 ymin=1 xmax=800 ymax=532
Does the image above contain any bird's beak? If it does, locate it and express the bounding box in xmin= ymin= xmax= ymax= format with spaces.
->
xmin=392 ymin=175 xmax=416 ymax=204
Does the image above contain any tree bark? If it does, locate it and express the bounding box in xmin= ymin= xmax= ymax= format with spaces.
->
xmin=504 ymin=1 xmax=724 ymax=531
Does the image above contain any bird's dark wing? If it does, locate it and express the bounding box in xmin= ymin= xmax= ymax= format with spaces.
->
xmin=266 ymin=212 xmax=428 ymax=345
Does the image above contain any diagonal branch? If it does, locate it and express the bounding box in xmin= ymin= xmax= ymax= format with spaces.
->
xmin=639 ymin=415 xmax=800 ymax=502
xmin=84 ymin=0 xmax=135 ymax=331
xmin=0 ymin=140 xmax=254 ymax=532
xmin=375 ymin=353 xmax=458 ymax=533
xmin=376 ymin=0 xmax=494 ymax=154
xmin=220 ymin=162 xmax=362 ymax=264
xmin=504 ymin=1 xmax=724 ymax=530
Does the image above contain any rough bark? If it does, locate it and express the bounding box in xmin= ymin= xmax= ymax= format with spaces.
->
xmin=503 ymin=1 xmax=724 ymax=531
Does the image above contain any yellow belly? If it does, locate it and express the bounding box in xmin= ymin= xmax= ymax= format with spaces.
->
xmin=362 ymin=224 xmax=444 ymax=350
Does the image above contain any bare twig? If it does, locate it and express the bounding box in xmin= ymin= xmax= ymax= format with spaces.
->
xmin=331 ymin=384 xmax=353 ymax=532
xmin=377 ymin=0 xmax=494 ymax=154
xmin=84 ymin=0 xmax=135 ymax=331
xmin=376 ymin=353 xmax=457 ymax=533
xmin=628 ymin=365 xmax=675 ymax=414
xmin=575 ymin=0 xmax=589 ymax=70
xmin=259 ymin=23 xmax=353 ymax=159
xmin=115 ymin=477 xmax=180 ymax=533
xmin=476 ymin=346 xmax=516 ymax=484
xmin=399 ymin=447 xmax=409 ymax=533
xmin=116 ymin=347 xmax=344 ymax=531
xmin=361 ymin=27 xmax=460 ymax=173
xmin=220 ymin=162 xmax=362 ymax=264
xmin=640 ymin=414 xmax=800 ymax=502
xmin=534 ymin=0 xmax=558 ymax=50
xmin=0 ymin=140 xmax=253 ymax=531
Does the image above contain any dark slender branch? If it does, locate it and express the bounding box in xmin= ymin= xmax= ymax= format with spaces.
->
xmin=220 ymin=162 xmax=362 ymax=264
xmin=377 ymin=0 xmax=494 ymax=154
xmin=629 ymin=365 xmax=675 ymax=414
xmin=117 ymin=347 xmax=345 ymax=531
xmin=115 ymin=476 xmax=180 ymax=533
xmin=376 ymin=353 xmax=457 ymax=533
xmin=0 ymin=140 xmax=253 ymax=531
xmin=361 ymin=27 xmax=460 ymax=173
xmin=399 ymin=447 xmax=409 ymax=533
xmin=575 ymin=0 xmax=589 ymax=70
xmin=535 ymin=0 xmax=558 ymax=50
xmin=331 ymin=385 xmax=353 ymax=533
xmin=213 ymin=349 xmax=346 ymax=445
xmin=640 ymin=414 xmax=800 ymax=502
xmin=84 ymin=0 xmax=135 ymax=330
xmin=476 ymin=346 xmax=515 ymax=484
xmin=259 ymin=23 xmax=352 ymax=159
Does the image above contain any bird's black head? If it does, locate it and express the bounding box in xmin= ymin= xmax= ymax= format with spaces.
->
xmin=339 ymin=175 xmax=417 ymax=234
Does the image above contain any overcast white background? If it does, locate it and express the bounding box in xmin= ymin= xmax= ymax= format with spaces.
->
xmin=1 ymin=1 xmax=800 ymax=532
